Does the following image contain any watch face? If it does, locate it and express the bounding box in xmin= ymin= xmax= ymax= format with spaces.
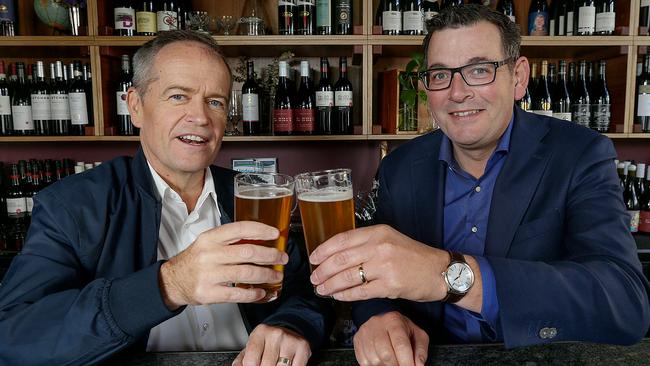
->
xmin=446 ymin=262 xmax=474 ymax=293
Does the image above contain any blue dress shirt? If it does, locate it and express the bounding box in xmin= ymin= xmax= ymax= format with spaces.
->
xmin=438 ymin=116 xmax=515 ymax=342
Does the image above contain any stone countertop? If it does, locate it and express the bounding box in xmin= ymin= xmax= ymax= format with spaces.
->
xmin=107 ymin=339 xmax=650 ymax=365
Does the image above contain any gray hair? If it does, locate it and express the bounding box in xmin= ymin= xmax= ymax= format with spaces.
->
xmin=132 ymin=30 xmax=231 ymax=97
xmin=422 ymin=4 xmax=521 ymax=69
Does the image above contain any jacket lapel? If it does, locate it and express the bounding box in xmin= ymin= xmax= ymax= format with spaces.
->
xmin=485 ymin=110 xmax=553 ymax=257
xmin=132 ymin=148 xmax=161 ymax=267
xmin=411 ymin=137 xmax=446 ymax=248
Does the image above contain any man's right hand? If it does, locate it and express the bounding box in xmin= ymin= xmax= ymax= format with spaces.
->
xmin=159 ymin=221 xmax=287 ymax=309
xmin=353 ymin=311 xmax=429 ymax=366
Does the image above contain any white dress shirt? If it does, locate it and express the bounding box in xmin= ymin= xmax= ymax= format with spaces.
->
xmin=146 ymin=164 xmax=249 ymax=352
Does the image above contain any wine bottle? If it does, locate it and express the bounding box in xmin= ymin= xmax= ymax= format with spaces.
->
xmin=528 ymin=0 xmax=549 ymax=36
xmin=136 ymin=1 xmax=156 ymax=36
xmin=517 ymin=87 xmax=532 ymax=111
xmin=11 ymin=63 xmax=34 ymax=136
xmin=532 ymin=60 xmax=553 ymax=116
xmin=576 ymin=0 xmax=596 ymax=35
xmin=549 ymin=0 xmax=558 ymax=36
xmin=316 ymin=57 xmax=334 ymax=134
xmin=316 ymin=0 xmax=332 ymax=35
xmin=556 ymin=0 xmax=567 ymax=35
xmin=5 ymin=163 xmax=26 ymax=229
xmin=529 ymin=62 xmax=539 ymax=103
xmin=51 ymin=61 xmax=71 ymax=136
xmin=31 ymin=61 xmax=51 ymax=136
xmin=595 ymin=0 xmax=615 ymax=35
xmin=295 ymin=0 xmax=315 ymax=35
xmin=242 ymin=60 xmax=260 ymax=136
xmin=589 ymin=60 xmax=611 ymax=132
xmin=294 ymin=60 xmax=315 ymax=135
xmin=625 ymin=164 xmax=641 ymax=232
xmin=640 ymin=166 xmax=650 ymax=233
xmin=423 ymin=0 xmax=440 ymax=34
xmin=497 ymin=0 xmax=515 ymax=23
xmin=440 ymin=0 xmax=463 ymax=8
xmin=68 ymin=61 xmax=88 ymax=136
xmin=157 ymin=0 xmax=179 ymax=32
xmin=273 ymin=61 xmax=293 ymax=135
xmin=117 ymin=55 xmax=136 ymax=136
xmin=553 ymin=60 xmax=572 ymax=121
xmin=334 ymin=0 xmax=352 ymax=35
xmin=571 ymin=60 xmax=591 ymax=128
xmin=637 ymin=54 xmax=650 ymax=133
xmin=382 ymin=0 xmax=402 ymax=35
xmin=402 ymin=0 xmax=423 ymax=35
xmin=334 ymin=56 xmax=353 ymax=134
xmin=566 ymin=0 xmax=576 ymax=36
xmin=0 ymin=60 xmax=12 ymax=136
xmin=642 ymin=0 xmax=650 ymax=35
xmin=279 ymin=0 xmax=296 ymax=35
xmin=568 ymin=61 xmax=577 ymax=93
xmin=114 ymin=0 xmax=136 ymax=36
xmin=83 ymin=63 xmax=93 ymax=129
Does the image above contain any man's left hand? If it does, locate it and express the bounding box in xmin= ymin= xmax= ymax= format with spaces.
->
xmin=232 ymin=324 xmax=311 ymax=366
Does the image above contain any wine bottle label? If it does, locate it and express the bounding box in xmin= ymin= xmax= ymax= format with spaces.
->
xmin=424 ymin=11 xmax=438 ymax=22
xmin=6 ymin=197 xmax=27 ymax=216
xmin=294 ymin=108 xmax=315 ymax=132
xmin=69 ymin=92 xmax=89 ymax=126
xmin=26 ymin=197 xmax=34 ymax=213
xmin=279 ymin=0 xmax=295 ymax=5
xmin=51 ymin=94 xmax=71 ymax=120
xmin=639 ymin=211 xmax=650 ymax=233
xmin=12 ymin=105 xmax=33 ymax=131
xmin=532 ymin=110 xmax=553 ymax=117
xmin=403 ymin=11 xmax=423 ymax=32
xmin=335 ymin=0 xmax=351 ymax=26
xmin=578 ymin=6 xmax=596 ymax=34
xmin=0 ymin=95 xmax=10 ymax=115
xmin=335 ymin=91 xmax=353 ymax=107
xmin=552 ymin=112 xmax=572 ymax=121
xmin=242 ymin=93 xmax=259 ymax=121
xmin=157 ymin=10 xmax=178 ymax=31
xmin=595 ymin=12 xmax=615 ymax=33
xmin=382 ymin=11 xmax=401 ymax=32
xmin=559 ymin=15 xmax=566 ymax=35
xmin=297 ymin=1 xmax=314 ymax=5
xmin=628 ymin=210 xmax=640 ymax=232
xmin=571 ymin=103 xmax=591 ymax=127
xmin=549 ymin=19 xmax=556 ymax=36
xmin=637 ymin=93 xmax=650 ymax=116
xmin=316 ymin=91 xmax=334 ymax=107
xmin=31 ymin=94 xmax=51 ymax=120
xmin=114 ymin=7 xmax=135 ymax=30
xmin=116 ymin=91 xmax=130 ymax=116
xmin=273 ymin=109 xmax=293 ymax=132
xmin=567 ymin=12 xmax=574 ymax=35
xmin=643 ymin=0 xmax=650 ymax=7
xmin=528 ymin=11 xmax=548 ymax=36
xmin=316 ymin=0 xmax=331 ymax=27
xmin=136 ymin=11 xmax=157 ymax=33
xmin=591 ymin=103 xmax=611 ymax=130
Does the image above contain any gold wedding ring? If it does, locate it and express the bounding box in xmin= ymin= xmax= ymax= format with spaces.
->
xmin=358 ymin=265 xmax=368 ymax=284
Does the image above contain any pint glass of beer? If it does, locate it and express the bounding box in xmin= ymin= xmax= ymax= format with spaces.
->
xmin=234 ymin=173 xmax=294 ymax=303
xmin=295 ymin=169 xmax=355 ymax=273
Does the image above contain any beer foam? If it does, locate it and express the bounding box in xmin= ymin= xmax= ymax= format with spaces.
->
xmin=236 ymin=187 xmax=293 ymax=199
xmin=298 ymin=189 xmax=353 ymax=202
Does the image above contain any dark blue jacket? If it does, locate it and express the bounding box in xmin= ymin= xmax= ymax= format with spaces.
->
xmin=0 ymin=148 xmax=332 ymax=365
xmin=353 ymin=108 xmax=650 ymax=348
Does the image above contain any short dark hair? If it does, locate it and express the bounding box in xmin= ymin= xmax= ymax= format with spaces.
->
xmin=422 ymin=4 xmax=521 ymax=69
xmin=132 ymin=30 xmax=231 ymax=97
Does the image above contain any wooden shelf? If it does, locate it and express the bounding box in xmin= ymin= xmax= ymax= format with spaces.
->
xmin=0 ymin=36 xmax=95 ymax=46
xmin=521 ymin=35 xmax=634 ymax=46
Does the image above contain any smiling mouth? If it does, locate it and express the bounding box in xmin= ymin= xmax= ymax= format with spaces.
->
xmin=451 ymin=110 xmax=482 ymax=117
xmin=177 ymin=134 xmax=208 ymax=145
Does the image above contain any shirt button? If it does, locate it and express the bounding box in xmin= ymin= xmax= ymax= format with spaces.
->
xmin=475 ymin=186 xmax=481 ymax=193
xmin=471 ymin=226 xmax=478 ymax=233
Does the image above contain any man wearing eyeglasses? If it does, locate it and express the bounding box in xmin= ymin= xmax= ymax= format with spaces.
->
xmin=308 ymin=4 xmax=650 ymax=365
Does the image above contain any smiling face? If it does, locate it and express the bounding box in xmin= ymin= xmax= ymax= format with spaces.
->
xmin=127 ymin=41 xmax=230 ymax=185
xmin=425 ymin=21 xmax=528 ymax=157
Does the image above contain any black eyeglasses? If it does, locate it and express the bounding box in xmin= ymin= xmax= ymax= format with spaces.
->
xmin=418 ymin=58 xmax=513 ymax=91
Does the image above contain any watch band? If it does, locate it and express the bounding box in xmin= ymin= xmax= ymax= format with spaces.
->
xmin=441 ymin=251 xmax=468 ymax=304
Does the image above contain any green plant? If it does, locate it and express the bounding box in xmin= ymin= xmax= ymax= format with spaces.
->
xmin=398 ymin=52 xmax=427 ymax=109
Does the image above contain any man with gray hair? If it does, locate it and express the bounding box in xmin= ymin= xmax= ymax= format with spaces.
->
xmin=0 ymin=30 xmax=331 ymax=366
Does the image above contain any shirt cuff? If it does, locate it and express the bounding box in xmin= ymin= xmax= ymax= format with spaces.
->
xmin=469 ymin=256 xmax=500 ymax=339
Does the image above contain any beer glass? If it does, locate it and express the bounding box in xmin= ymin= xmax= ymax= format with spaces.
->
xmin=234 ymin=172 xmax=294 ymax=303
xmin=295 ymin=169 xmax=355 ymax=273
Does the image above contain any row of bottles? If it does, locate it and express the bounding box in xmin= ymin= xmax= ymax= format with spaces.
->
xmin=636 ymin=54 xmax=650 ymax=133
xmin=114 ymin=0 xmax=187 ymax=36
xmin=279 ymin=0 xmax=352 ymax=35
xmin=0 ymin=59 xmax=93 ymax=136
xmin=518 ymin=59 xmax=611 ymax=133
xmin=116 ymin=55 xmax=138 ymax=136
xmin=618 ymin=160 xmax=650 ymax=233
xmin=521 ymin=0 xmax=616 ymax=36
xmin=377 ymin=0 xmax=442 ymax=35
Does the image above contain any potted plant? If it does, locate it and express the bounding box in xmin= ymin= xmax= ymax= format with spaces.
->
xmin=398 ymin=52 xmax=432 ymax=133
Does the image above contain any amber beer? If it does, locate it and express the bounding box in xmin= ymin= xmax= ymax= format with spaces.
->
xmin=234 ymin=173 xmax=294 ymax=303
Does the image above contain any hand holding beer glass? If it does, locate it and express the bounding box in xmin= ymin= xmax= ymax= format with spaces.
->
xmin=234 ymin=173 xmax=294 ymax=303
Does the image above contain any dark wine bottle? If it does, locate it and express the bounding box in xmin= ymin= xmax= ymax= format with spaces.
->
xmin=114 ymin=0 xmax=136 ymax=36
xmin=316 ymin=57 xmax=334 ymax=134
xmin=497 ymin=0 xmax=515 ymax=23
xmin=31 ymin=61 xmax=51 ymax=136
xmin=576 ymin=0 xmax=596 ymax=36
xmin=157 ymin=1 xmax=179 ymax=32
xmin=517 ymin=87 xmax=532 ymax=111
xmin=553 ymin=60 xmax=572 ymax=121
xmin=639 ymin=164 xmax=650 ymax=233
xmin=136 ymin=1 xmax=156 ymax=36
xmin=637 ymin=54 xmax=650 ymax=133
xmin=334 ymin=0 xmax=352 ymax=35
xmin=296 ymin=0 xmax=315 ymax=35
xmin=402 ymin=0 xmax=423 ymax=35
xmin=571 ymin=60 xmax=591 ymax=128
xmin=566 ymin=0 xmax=576 ymax=36
xmin=5 ymin=163 xmax=26 ymax=227
xmin=334 ymin=56 xmax=353 ymax=134
xmin=528 ymin=0 xmax=549 ymax=36
xmin=556 ymin=0 xmax=568 ymax=35
xmin=294 ymin=60 xmax=315 ymax=135
xmin=51 ymin=61 xmax=71 ymax=136
xmin=382 ymin=0 xmax=401 ymax=35
xmin=242 ymin=60 xmax=260 ymax=136
xmin=0 ymin=60 xmax=12 ymax=136
xmin=11 ymin=62 xmax=34 ymax=136
xmin=117 ymin=55 xmax=136 ymax=136
xmin=83 ymin=63 xmax=94 ymax=129
xmin=69 ymin=61 xmax=89 ymax=136
xmin=422 ymin=0 xmax=440 ymax=33
xmin=642 ymin=0 xmax=650 ymax=35
xmin=549 ymin=0 xmax=558 ymax=36
xmin=589 ymin=60 xmax=611 ymax=132
xmin=532 ymin=60 xmax=553 ymax=116
xmin=316 ymin=0 xmax=332 ymax=35
xmin=625 ymin=164 xmax=641 ymax=232
xmin=595 ymin=0 xmax=615 ymax=35
xmin=279 ymin=0 xmax=296 ymax=35
xmin=273 ymin=61 xmax=294 ymax=135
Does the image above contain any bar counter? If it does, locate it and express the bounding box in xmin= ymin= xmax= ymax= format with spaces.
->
xmin=107 ymin=338 xmax=650 ymax=365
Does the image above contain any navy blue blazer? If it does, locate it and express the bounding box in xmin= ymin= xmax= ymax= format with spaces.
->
xmin=352 ymin=108 xmax=650 ymax=348
xmin=0 ymin=148 xmax=332 ymax=365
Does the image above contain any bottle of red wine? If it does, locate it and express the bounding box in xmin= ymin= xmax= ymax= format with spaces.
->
xmin=594 ymin=0 xmax=615 ymax=35
xmin=382 ymin=0 xmax=401 ymax=35
xmin=83 ymin=63 xmax=94 ymax=129
xmin=576 ymin=0 xmax=596 ymax=35
xmin=531 ymin=60 xmax=553 ymax=116
xmin=117 ymin=55 xmax=136 ymax=136
xmin=566 ymin=0 xmax=576 ymax=35
xmin=316 ymin=57 xmax=334 ymax=134
xmin=625 ymin=164 xmax=641 ymax=232
xmin=5 ymin=163 xmax=27 ymax=230
xmin=157 ymin=0 xmax=179 ymax=32
xmin=422 ymin=0 xmax=440 ymax=34
xmin=637 ymin=54 xmax=650 ymax=133
xmin=589 ymin=60 xmax=611 ymax=132
xmin=334 ymin=0 xmax=352 ymax=35
xmin=69 ymin=61 xmax=89 ymax=136
xmin=0 ymin=61 xmax=13 ymax=136
xmin=136 ymin=1 xmax=156 ymax=36
xmin=278 ymin=0 xmax=296 ymax=35
xmin=114 ymin=0 xmax=136 ymax=36
xmin=296 ymin=0 xmax=315 ymax=35
xmin=402 ymin=0 xmax=423 ymax=35
xmin=31 ymin=61 xmax=51 ymax=136
xmin=11 ymin=62 xmax=34 ymax=136
xmin=553 ymin=60 xmax=572 ymax=121
xmin=334 ymin=56 xmax=353 ymax=134
xmin=273 ymin=61 xmax=294 ymax=135
xmin=497 ymin=0 xmax=516 ymax=23
xmin=316 ymin=0 xmax=332 ymax=35
xmin=294 ymin=60 xmax=315 ymax=135
xmin=51 ymin=61 xmax=71 ymax=136
xmin=528 ymin=0 xmax=549 ymax=36
xmin=242 ymin=60 xmax=260 ymax=136
xmin=571 ymin=60 xmax=591 ymax=128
